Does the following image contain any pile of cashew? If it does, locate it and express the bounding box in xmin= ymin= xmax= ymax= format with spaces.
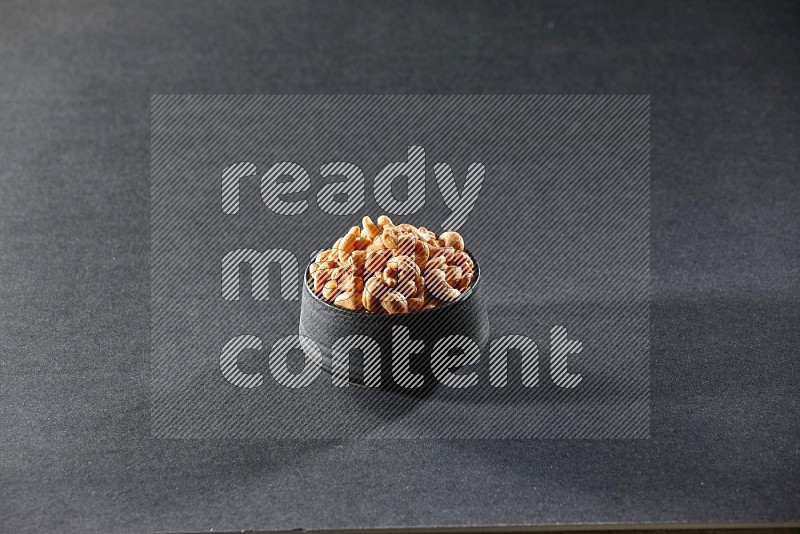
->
xmin=309 ymin=216 xmax=474 ymax=314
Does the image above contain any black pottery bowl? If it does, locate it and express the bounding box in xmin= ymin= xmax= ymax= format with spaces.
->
xmin=299 ymin=252 xmax=489 ymax=388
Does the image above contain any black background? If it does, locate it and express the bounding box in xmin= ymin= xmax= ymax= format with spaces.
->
xmin=1 ymin=1 xmax=798 ymax=532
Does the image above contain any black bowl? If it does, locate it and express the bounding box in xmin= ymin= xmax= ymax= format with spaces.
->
xmin=299 ymin=252 xmax=490 ymax=388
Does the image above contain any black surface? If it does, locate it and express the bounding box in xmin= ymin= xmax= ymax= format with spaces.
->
xmin=1 ymin=0 xmax=799 ymax=532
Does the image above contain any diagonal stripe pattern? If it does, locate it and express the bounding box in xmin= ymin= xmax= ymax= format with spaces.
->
xmin=151 ymin=95 xmax=650 ymax=439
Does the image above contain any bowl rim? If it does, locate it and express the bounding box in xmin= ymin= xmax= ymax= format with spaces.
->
xmin=302 ymin=248 xmax=482 ymax=317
